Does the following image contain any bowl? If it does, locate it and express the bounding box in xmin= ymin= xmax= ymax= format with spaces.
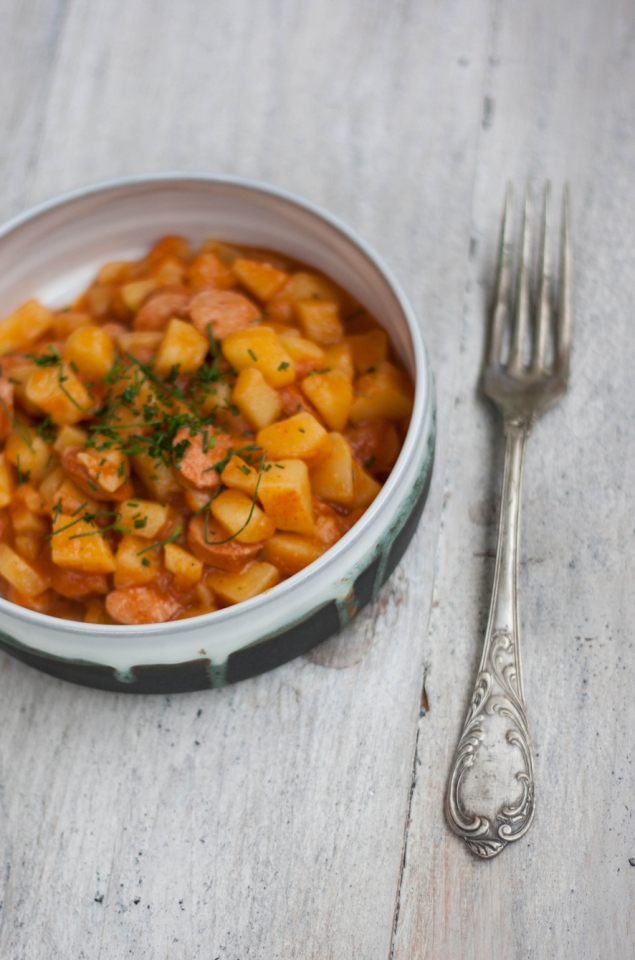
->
xmin=0 ymin=174 xmax=435 ymax=693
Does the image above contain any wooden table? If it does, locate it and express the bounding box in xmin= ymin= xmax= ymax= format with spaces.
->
xmin=1 ymin=1 xmax=634 ymax=956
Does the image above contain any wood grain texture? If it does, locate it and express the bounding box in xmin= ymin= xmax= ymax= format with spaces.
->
xmin=0 ymin=1 xmax=492 ymax=957
xmin=393 ymin=1 xmax=635 ymax=958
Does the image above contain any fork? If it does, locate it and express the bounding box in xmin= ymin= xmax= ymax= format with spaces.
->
xmin=445 ymin=183 xmax=573 ymax=859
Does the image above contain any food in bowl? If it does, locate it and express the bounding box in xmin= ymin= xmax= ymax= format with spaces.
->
xmin=0 ymin=235 xmax=414 ymax=625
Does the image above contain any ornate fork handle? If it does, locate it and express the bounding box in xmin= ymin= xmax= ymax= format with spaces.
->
xmin=445 ymin=417 xmax=535 ymax=859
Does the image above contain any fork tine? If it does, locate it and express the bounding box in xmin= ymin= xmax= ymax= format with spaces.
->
xmin=508 ymin=182 xmax=532 ymax=374
xmin=555 ymin=184 xmax=573 ymax=381
xmin=487 ymin=183 xmax=514 ymax=367
xmin=532 ymin=182 xmax=551 ymax=372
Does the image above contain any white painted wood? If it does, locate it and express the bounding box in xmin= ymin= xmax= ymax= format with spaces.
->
xmin=393 ymin=1 xmax=635 ymax=958
xmin=0 ymin=1 xmax=493 ymax=957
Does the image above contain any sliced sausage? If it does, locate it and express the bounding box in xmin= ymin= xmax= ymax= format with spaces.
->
xmin=61 ymin=446 xmax=134 ymax=502
xmin=105 ymin=585 xmax=182 ymax=624
xmin=133 ymin=286 xmax=190 ymax=331
xmin=188 ymin=289 xmax=261 ymax=341
xmin=187 ymin=513 xmax=261 ymax=573
xmin=172 ymin=429 xmax=234 ymax=492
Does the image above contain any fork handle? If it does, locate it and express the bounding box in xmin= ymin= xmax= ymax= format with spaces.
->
xmin=445 ymin=418 xmax=536 ymax=858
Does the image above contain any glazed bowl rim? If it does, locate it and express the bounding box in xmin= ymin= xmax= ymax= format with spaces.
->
xmin=0 ymin=171 xmax=432 ymax=637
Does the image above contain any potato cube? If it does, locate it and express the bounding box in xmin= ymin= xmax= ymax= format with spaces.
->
xmin=349 ymin=362 xmax=414 ymax=422
xmin=324 ymin=342 xmax=354 ymax=380
xmin=0 ymin=300 xmax=54 ymax=356
xmin=164 ymin=542 xmax=203 ymax=588
xmin=309 ymin=433 xmax=354 ymax=505
xmin=118 ymin=499 xmax=170 ymax=539
xmin=64 ymin=326 xmax=115 ymax=379
xmin=197 ymin=379 xmax=232 ymax=417
xmin=53 ymin=424 xmax=88 ymax=455
xmin=278 ymin=333 xmax=326 ymax=376
xmin=48 ymin=478 xmax=98 ymax=518
xmin=53 ymin=311 xmax=94 ymax=339
xmin=261 ymin=532 xmax=326 ymax=576
xmin=154 ymin=318 xmax=209 ymax=377
xmin=83 ymin=598 xmax=114 ymax=624
xmin=119 ymin=279 xmax=158 ymax=312
xmin=345 ymin=330 xmax=388 ymax=373
xmin=350 ymin=460 xmax=382 ymax=510
xmin=38 ymin=466 xmax=65 ymax=504
xmin=256 ymin=412 xmax=331 ymax=466
xmin=96 ymin=261 xmax=132 ymax=285
xmin=5 ymin=429 xmax=52 ymax=485
xmin=131 ymin=452 xmax=181 ymax=500
xmin=0 ymin=453 xmax=14 ymax=508
xmin=300 ymin=371 xmax=353 ymax=431
xmin=114 ymin=533 xmax=160 ymax=587
xmin=10 ymin=497 xmax=49 ymax=536
xmin=0 ymin=543 xmax=48 ymax=597
xmin=222 ymin=327 xmax=295 ymax=388
xmin=9 ymin=363 xmax=41 ymax=416
xmin=294 ymin=299 xmax=343 ymax=344
xmin=0 ymin=379 xmax=14 ymax=442
xmin=232 ymin=258 xmax=289 ymax=301
xmin=207 ymin=561 xmax=281 ymax=606
xmin=211 ymin=488 xmax=275 ymax=544
xmin=287 ymin=272 xmax=342 ymax=305
xmin=117 ymin=331 xmax=163 ymax=364
xmin=76 ymin=444 xmax=129 ymax=495
xmin=186 ymin=251 xmax=235 ymax=289
xmin=14 ymin=534 xmax=44 ymax=563
xmin=220 ymin=455 xmax=260 ymax=498
xmin=50 ymin=513 xmax=116 ymax=573
xmin=86 ymin=285 xmax=112 ymax=318
xmin=149 ymin=256 xmax=186 ymax=286
xmin=26 ymin=363 xmax=92 ymax=425
xmin=148 ymin=236 xmax=192 ymax=263
xmin=258 ymin=459 xmax=314 ymax=534
xmin=232 ymin=367 xmax=282 ymax=430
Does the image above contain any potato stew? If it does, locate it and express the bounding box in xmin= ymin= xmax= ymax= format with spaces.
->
xmin=0 ymin=236 xmax=414 ymax=624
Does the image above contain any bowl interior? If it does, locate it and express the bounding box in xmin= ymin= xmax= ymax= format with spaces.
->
xmin=0 ymin=177 xmax=415 ymax=377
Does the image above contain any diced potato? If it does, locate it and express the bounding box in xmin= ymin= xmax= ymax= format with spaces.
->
xmin=117 ymin=331 xmax=163 ymax=364
xmin=26 ymin=363 xmax=92 ymax=425
xmin=294 ymin=299 xmax=343 ymax=344
xmin=0 ymin=378 xmax=14 ymax=442
xmin=53 ymin=311 xmax=94 ymax=339
xmin=86 ymin=285 xmax=112 ymax=318
xmin=309 ymin=433 xmax=354 ymax=505
xmin=9 ymin=364 xmax=40 ymax=416
xmin=53 ymin=424 xmax=88 ymax=455
xmin=149 ymin=255 xmax=186 ymax=286
xmin=154 ymin=318 xmax=209 ymax=377
xmin=147 ymin=236 xmax=192 ymax=264
xmin=211 ymin=488 xmax=275 ymax=544
xmin=232 ymin=258 xmax=289 ymax=301
xmin=261 ymin=532 xmax=326 ymax=576
xmin=349 ymin=362 xmax=414 ymax=422
xmin=323 ymin=342 xmax=355 ymax=380
xmin=38 ymin=466 xmax=65 ymax=504
xmin=64 ymin=326 xmax=115 ymax=379
xmin=256 ymin=412 xmax=331 ymax=466
xmin=76 ymin=444 xmax=130 ymax=494
xmin=184 ymin=488 xmax=212 ymax=513
xmin=97 ymin=261 xmax=132 ymax=285
xmin=278 ymin=333 xmax=326 ymax=375
xmin=0 ymin=542 xmax=48 ymax=597
xmin=0 ymin=452 xmax=14 ymax=508
xmin=114 ymin=533 xmax=160 ymax=587
xmin=222 ymin=326 xmax=295 ymax=388
xmin=207 ymin=561 xmax=281 ymax=606
xmin=196 ymin=379 xmax=232 ymax=417
xmin=345 ymin=330 xmax=388 ymax=373
xmin=257 ymin=459 xmax=314 ymax=535
xmin=187 ymin=251 xmax=235 ymax=289
xmin=131 ymin=452 xmax=181 ymax=500
xmin=119 ymin=279 xmax=158 ymax=312
xmin=50 ymin=513 xmax=116 ymax=573
xmin=14 ymin=534 xmax=44 ymax=563
xmin=118 ymin=499 xmax=170 ymax=539
xmin=0 ymin=300 xmax=54 ymax=357
xmin=48 ymin=478 xmax=99 ymax=518
xmin=350 ymin=460 xmax=382 ymax=510
xmin=220 ymin=455 xmax=259 ymax=498
xmin=106 ymin=586 xmax=181 ymax=625
xmin=232 ymin=367 xmax=282 ymax=430
xmin=164 ymin=542 xmax=203 ymax=588
xmin=300 ymin=371 xmax=353 ymax=431
xmin=10 ymin=498 xmax=49 ymax=536
xmin=5 ymin=429 xmax=52 ymax=485
xmin=84 ymin=598 xmax=114 ymax=624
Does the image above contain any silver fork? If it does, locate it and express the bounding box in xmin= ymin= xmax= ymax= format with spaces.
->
xmin=445 ymin=183 xmax=573 ymax=859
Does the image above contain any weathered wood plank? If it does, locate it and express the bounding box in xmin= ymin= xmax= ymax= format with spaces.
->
xmin=0 ymin=1 xmax=492 ymax=957
xmin=393 ymin=1 xmax=635 ymax=958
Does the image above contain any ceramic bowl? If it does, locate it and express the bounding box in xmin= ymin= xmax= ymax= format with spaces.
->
xmin=0 ymin=174 xmax=435 ymax=693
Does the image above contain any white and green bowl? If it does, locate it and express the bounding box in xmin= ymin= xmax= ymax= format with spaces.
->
xmin=0 ymin=174 xmax=435 ymax=693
